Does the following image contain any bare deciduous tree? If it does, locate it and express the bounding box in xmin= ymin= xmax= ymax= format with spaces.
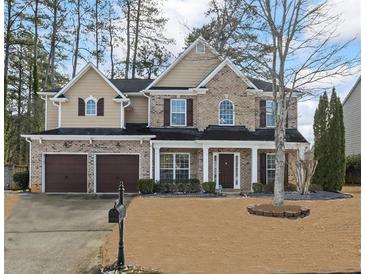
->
xmin=293 ymin=147 xmax=317 ymax=194
xmin=245 ymin=0 xmax=359 ymax=206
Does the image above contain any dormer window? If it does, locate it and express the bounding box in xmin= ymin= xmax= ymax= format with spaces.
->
xmin=85 ymin=96 xmax=97 ymax=116
xmin=219 ymin=100 xmax=234 ymax=125
xmin=196 ymin=42 xmax=205 ymax=54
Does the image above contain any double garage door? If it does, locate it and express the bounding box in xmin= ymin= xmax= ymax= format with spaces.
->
xmin=45 ymin=154 xmax=139 ymax=193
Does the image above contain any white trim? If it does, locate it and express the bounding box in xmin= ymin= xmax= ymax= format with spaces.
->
xmin=53 ymin=63 xmax=128 ymax=100
xmin=149 ymin=142 xmax=153 ymax=178
xmin=266 ymin=153 xmax=276 ymax=184
xmin=142 ymin=91 xmax=151 ymax=127
xmin=265 ymin=100 xmax=275 ymax=128
xmin=251 ymin=147 xmax=258 ymax=191
xmin=58 ymin=102 xmax=62 ymax=127
xmin=21 ymin=134 xmax=156 ymax=141
xmin=38 ymin=92 xmax=57 ymax=96
xmin=203 ymin=146 xmax=209 ymax=182
xmin=159 ymin=152 xmax=191 ymax=180
xmin=197 ymin=58 xmax=258 ymax=89
xmin=93 ymin=153 xmax=141 ymax=194
xmin=343 ymin=77 xmax=360 ymax=105
xmin=170 ymin=99 xmax=187 ymax=127
xmin=144 ymin=37 xmax=222 ymax=90
xmin=85 ymin=95 xmax=97 ymax=116
xmin=50 ymin=97 xmax=69 ymax=103
xmin=143 ymin=88 xmax=208 ymax=96
xmin=39 ymin=95 xmax=48 ymax=130
xmin=218 ymin=99 xmax=235 ymax=126
xmin=41 ymin=152 xmax=89 ymax=193
xmin=25 ymin=138 xmax=32 ymax=189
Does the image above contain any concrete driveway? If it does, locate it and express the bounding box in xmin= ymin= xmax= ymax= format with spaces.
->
xmin=5 ymin=193 xmax=132 ymax=274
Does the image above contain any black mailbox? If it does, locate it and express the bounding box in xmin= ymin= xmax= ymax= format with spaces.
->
xmin=108 ymin=208 xmax=119 ymax=223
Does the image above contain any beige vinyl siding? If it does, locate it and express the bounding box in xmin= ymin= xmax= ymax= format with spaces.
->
xmin=47 ymin=97 xmax=59 ymax=129
xmin=156 ymin=45 xmax=220 ymax=87
xmin=60 ymin=68 xmax=121 ymax=127
xmin=125 ymin=96 xmax=148 ymax=123
xmin=343 ymin=79 xmax=361 ymax=155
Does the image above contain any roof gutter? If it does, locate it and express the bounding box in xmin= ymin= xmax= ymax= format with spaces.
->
xmin=21 ymin=134 xmax=156 ymax=141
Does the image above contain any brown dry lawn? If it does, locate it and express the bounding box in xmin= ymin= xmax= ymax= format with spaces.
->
xmin=4 ymin=193 xmax=19 ymax=220
xmin=101 ymin=186 xmax=360 ymax=274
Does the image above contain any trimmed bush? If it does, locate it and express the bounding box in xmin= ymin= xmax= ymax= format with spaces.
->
xmin=13 ymin=171 xmax=29 ymax=191
xmin=308 ymin=184 xmax=323 ymax=192
xmin=346 ymin=154 xmax=361 ymax=184
xmin=137 ymin=179 xmax=154 ymax=194
xmin=285 ymin=183 xmax=297 ymax=192
xmin=262 ymin=183 xmax=274 ymax=193
xmin=252 ymin=183 xmax=263 ymax=193
xmin=154 ymin=179 xmax=201 ymax=193
xmin=202 ymin=181 xmax=216 ymax=193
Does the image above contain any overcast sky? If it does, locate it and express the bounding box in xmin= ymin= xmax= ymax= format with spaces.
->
xmin=159 ymin=0 xmax=361 ymax=143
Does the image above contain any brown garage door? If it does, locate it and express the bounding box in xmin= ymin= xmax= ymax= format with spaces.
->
xmin=45 ymin=154 xmax=87 ymax=192
xmin=96 ymin=155 xmax=139 ymax=193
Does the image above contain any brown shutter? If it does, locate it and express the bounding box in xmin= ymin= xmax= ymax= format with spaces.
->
xmin=284 ymin=153 xmax=289 ymax=186
xmin=259 ymin=100 xmax=266 ymax=127
xmin=260 ymin=153 xmax=266 ymax=184
xmin=164 ymin=99 xmax=170 ymax=126
xmin=187 ymin=99 xmax=193 ymax=126
xmin=97 ymin=98 xmax=104 ymax=116
xmin=78 ymin=98 xmax=85 ymax=116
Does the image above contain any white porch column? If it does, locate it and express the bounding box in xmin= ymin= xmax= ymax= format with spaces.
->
xmin=251 ymin=147 xmax=258 ymax=187
xmin=154 ymin=146 xmax=160 ymax=181
xmin=203 ymin=146 xmax=209 ymax=182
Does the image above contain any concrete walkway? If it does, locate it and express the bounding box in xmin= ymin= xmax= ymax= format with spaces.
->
xmin=5 ymin=193 xmax=132 ymax=274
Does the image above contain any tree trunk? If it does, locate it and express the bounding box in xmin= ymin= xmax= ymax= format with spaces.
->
xmin=50 ymin=2 xmax=58 ymax=88
xmin=273 ymin=87 xmax=287 ymax=207
xmin=124 ymin=0 xmax=131 ymax=79
xmin=95 ymin=0 xmax=99 ymax=68
xmin=131 ymin=0 xmax=141 ymax=79
xmin=108 ymin=6 xmax=114 ymax=79
xmin=72 ymin=0 xmax=81 ymax=78
xmin=4 ymin=0 xmax=13 ymax=105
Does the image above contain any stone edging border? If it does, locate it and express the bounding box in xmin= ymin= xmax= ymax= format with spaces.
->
xmin=247 ymin=204 xmax=310 ymax=219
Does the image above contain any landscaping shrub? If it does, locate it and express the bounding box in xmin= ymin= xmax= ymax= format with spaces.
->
xmin=262 ymin=183 xmax=274 ymax=193
xmin=137 ymin=179 xmax=155 ymax=194
xmin=285 ymin=183 xmax=297 ymax=192
xmin=202 ymin=181 xmax=216 ymax=193
xmin=155 ymin=179 xmax=201 ymax=193
xmin=252 ymin=183 xmax=263 ymax=193
xmin=308 ymin=184 xmax=323 ymax=192
xmin=346 ymin=154 xmax=361 ymax=184
xmin=13 ymin=171 xmax=29 ymax=191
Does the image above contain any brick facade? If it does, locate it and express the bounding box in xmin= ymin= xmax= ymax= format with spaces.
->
xmin=30 ymin=140 xmax=150 ymax=193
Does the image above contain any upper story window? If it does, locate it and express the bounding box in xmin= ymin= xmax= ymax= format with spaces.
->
xmin=196 ymin=42 xmax=205 ymax=54
xmin=219 ymin=100 xmax=234 ymax=125
xmin=85 ymin=96 xmax=97 ymax=116
xmin=266 ymin=100 xmax=275 ymax=127
xmin=171 ymin=99 xmax=186 ymax=126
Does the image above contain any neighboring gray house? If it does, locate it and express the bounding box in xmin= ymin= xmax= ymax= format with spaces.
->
xmin=343 ymin=77 xmax=361 ymax=156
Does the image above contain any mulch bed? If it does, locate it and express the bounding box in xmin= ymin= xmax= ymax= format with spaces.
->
xmin=247 ymin=204 xmax=310 ymax=219
xmin=246 ymin=191 xmax=353 ymax=200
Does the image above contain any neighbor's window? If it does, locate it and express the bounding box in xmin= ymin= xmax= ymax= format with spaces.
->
xmin=171 ymin=99 xmax=186 ymax=126
xmin=219 ymin=100 xmax=234 ymax=125
xmin=266 ymin=100 xmax=275 ymax=127
xmin=160 ymin=153 xmax=190 ymax=180
xmin=86 ymin=98 xmax=97 ymax=116
xmin=266 ymin=153 xmax=275 ymax=184
xmin=196 ymin=42 xmax=205 ymax=53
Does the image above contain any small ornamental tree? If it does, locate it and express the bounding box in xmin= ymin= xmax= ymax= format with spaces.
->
xmin=293 ymin=147 xmax=317 ymax=195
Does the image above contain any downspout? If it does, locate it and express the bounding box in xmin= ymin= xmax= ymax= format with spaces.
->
xmin=40 ymin=95 xmax=48 ymax=130
xmin=25 ymin=138 xmax=32 ymax=190
xmin=52 ymin=101 xmax=61 ymax=128
xmin=142 ymin=90 xmax=151 ymax=127
xmin=121 ymin=99 xmax=131 ymax=129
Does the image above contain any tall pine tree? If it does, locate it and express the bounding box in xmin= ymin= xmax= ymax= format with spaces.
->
xmin=312 ymin=92 xmax=329 ymax=187
xmin=326 ymin=88 xmax=346 ymax=191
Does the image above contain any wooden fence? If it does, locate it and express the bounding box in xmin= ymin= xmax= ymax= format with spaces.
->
xmin=4 ymin=165 xmax=28 ymax=190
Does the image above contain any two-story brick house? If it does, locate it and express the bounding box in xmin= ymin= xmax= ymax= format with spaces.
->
xmin=22 ymin=37 xmax=308 ymax=193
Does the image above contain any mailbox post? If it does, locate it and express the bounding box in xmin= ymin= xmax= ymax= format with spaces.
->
xmin=108 ymin=181 xmax=127 ymax=271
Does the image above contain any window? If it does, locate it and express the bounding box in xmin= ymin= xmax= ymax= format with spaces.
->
xmin=196 ymin=42 xmax=205 ymax=53
xmin=160 ymin=153 xmax=190 ymax=180
xmin=266 ymin=153 xmax=275 ymax=184
xmin=85 ymin=97 xmax=97 ymax=116
xmin=219 ymin=100 xmax=234 ymax=125
xmin=171 ymin=99 xmax=186 ymax=126
xmin=266 ymin=100 xmax=275 ymax=127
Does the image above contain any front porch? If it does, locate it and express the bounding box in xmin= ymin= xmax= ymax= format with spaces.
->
xmin=151 ymin=140 xmax=308 ymax=192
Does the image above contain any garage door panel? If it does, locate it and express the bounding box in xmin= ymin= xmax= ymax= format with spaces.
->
xmin=45 ymin=155 xmax=87 ymax=192
xmin=96 ymin=155 xmax=139 ymax=193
